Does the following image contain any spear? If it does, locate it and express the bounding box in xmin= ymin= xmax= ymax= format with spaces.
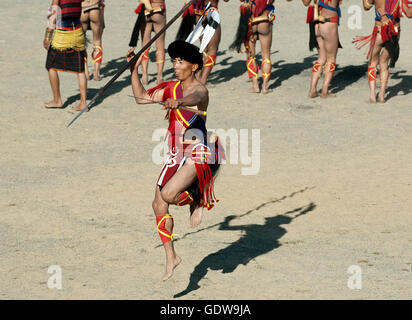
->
xmin=67 ymin=0 xmax=197 ymax=127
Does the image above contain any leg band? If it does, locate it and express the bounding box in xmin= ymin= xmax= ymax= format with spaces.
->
xmin=312 ymin=61 xmax=322 ymax=73
xmin=155 ymin=50 xmax=165 ymax=64
xmin=368 ymin=66 xmax=376 ymax=82
xmin=142 ymin=48 xmax=150 ymax=61
xmin=92 ymin=46 xmax=103 ymax=64
xmin=176 ymin=191 xmax=194 ymax=207
xmin=204 ymin=54 xmax=216 ymax=70
xmin=327 ymin=62 xmax=336 ymax=74
xmin=247 ymin=57 xmax=259 ymax=79
xmin=261 ymin=58 xmax=272 ymax=79
xmin=156 ymin=214 xmax=178 ymax=244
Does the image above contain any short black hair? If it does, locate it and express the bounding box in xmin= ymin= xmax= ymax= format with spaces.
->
xmin=167 ymin=40 xmax=203 ymax=71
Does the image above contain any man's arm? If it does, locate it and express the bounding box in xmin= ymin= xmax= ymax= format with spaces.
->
xmin=43 ymin=0 xmax=59 ymax=50
xmin=164 ymin=84 xmax=208 ymax=110
xmin=126 ymin=49 xmax=164 ymax=104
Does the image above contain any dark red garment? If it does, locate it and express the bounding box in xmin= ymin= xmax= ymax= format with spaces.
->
xmin=59 ymin=0 xmax=83 ymax=21
xmin=252 ymin=0 xmax=268 ymax=17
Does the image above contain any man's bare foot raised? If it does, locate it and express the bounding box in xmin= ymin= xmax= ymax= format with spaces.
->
xmin=190 ymin=203 xmax=203 ymax=228
xmin=162 ymin=255 xmax=182 ymax=281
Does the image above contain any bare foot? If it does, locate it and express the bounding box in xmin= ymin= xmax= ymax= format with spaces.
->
xmin=72 ymin=103 xmax=88 ymax=111
xmin=308 ymin=91 xmax=319 ymax=98
xmin=162 ymin=255 xmax=182 ymax=281
xmin=377 ymin=96 xmax=385 ymax=103
xmin=320 ymin=92 xmax=336 ymax=98
xmin=93 ymin=73 xmax=101 ymax=81
xmin=44 ymin=100 xmax=63 ymax=109
xmin=261 ymin=87 xmax=273 ymax=94
xmin=190 ymin=204 xmax=203 ymax=228
xmin=249 ymin=87 xmax=260 ymax=94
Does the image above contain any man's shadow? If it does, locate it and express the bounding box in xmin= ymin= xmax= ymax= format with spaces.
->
xmin=329 ymin=64 xmax=365 ymax=94
xmin=62 ymin=56 xmax=132 ymax=109
xmin=385 ymin=70 xmax=412 ymax=100
xmin=269 ymin=55 xmax=317 ymax=90
xmin=174 ymin=202 xmax=316 ymax=298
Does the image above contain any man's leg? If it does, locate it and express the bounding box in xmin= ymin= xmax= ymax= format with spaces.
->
xmin=154 ymin=160 xmax=199 ymax=281
xmin=368 ymin=36 xmax=383 ymax=104
xmin=89 ymin=9 xmax=103 ymax=81
xmin=309 ymin=41 xmax=326 ymax=97
xmin=257 ymin=21 xmax=273 ymax=94
xmin=320 ymin=23 xmax=339 ymax=98
xmin=247 ymin=34 xmax=260 ymax=93
xmin=80 ymin=12 xmax=91 ymax=80
xmin=45 ymin=69 xmax=63 ymax=108
xmin=199 ymin=26 xmax=221 ymax=86
xmin=72 ymin=72 xmax=88 ymax=111
xmin=141 ymin=21 xmax=152 ymax=85
xmin=152 ymin=186 xmax=182 ymax=281
xmin=378 ymin=47 xmax=390 ymax=103
xmin=152 ymin=12 xmax=166 ymax=84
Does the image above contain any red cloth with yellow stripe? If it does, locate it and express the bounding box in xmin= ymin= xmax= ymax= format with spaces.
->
xmin=148 ymin=81 xmax=220 ymax=210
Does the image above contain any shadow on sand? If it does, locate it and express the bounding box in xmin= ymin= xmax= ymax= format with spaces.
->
xmin=173 ymin=188 xmax=316 ymax=298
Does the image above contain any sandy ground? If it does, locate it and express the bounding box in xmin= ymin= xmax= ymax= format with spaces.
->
xmin=1 ymin=0 xmax=411 ymax=300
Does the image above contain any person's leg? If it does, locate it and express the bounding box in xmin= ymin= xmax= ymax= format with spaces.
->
xmin=368 ymin=36 xmax=383 ymax=104
xmin=89 ymin=9 xmax=103 ymax=80
xmin=152 ymin=186 xmax=182 ymax=281
xmin=72 ymin=72 xmax=88 ymax=111
xmin=378 ymin=47 xmax=390 ymax=103
xmin=309 ymin=25 xmax=326 ymax=98
xmin=257 ymin=21 xmax=273 ymax=94
xmin=45 ymin=69 xmax=63 ymax=108
xmin=247 ymin=34 xmax=260 ymax=93
xmin=320 ymin=23 xmax=339 ymax=98
xmin=199 ymin=25 xmax=221 ymax=86
xmin=80 ymin=13 xmax=91 ymax=81
xmin=141 ymin=21 xmax=152 ymax=85
xmin=151 ymin=12 xmax=166 ymax=84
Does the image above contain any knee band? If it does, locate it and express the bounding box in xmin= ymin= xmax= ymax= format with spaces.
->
xmin=368 ymin=66 xmax=376 ymax=82
xmin=326 ymin=62 xmax=336 ymax=74
xmin=261 ymin=58 xmax=272 ymax=79
xmin=204 ymin=54 xmax=216 ymax=70
xmin=176 ymin=191 xmax=194 ymax=206
xmin=142 ymin=48 xmax=150 ymax=61
xmin=312 ymin=61 xmax=322 ymax=73
xmin=155 ymin=50 xmax=165 ymax=64
xmin=156 ymin=214 xmax=176 ymax=244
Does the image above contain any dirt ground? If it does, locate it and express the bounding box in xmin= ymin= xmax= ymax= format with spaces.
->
xmin=0 ymin=0 xmax=411 ymax=299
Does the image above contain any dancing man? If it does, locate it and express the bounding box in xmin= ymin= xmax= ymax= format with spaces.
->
xmin=81 ymin=0 xmax=105 ymax=81
xmin=304 ymin=0 xmax=342 ymax=98
xmin=126 ymin=40 xmax=224 ymax=281
xmin=44 ymin=0 xmax=88 ymax=111
xmin=230 ymin=0 xmax=276 ymax=94
xmin=353 ymin=0 xmax=412 ymax=103
xmin=129 ymin=0 xmax=167 ymax=85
